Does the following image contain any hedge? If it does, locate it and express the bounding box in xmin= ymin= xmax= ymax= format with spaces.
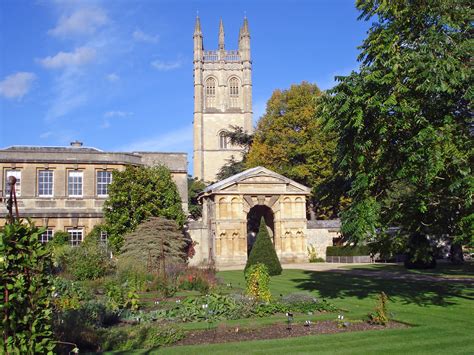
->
xmin=326 ymin=245 xmax=370 ymax=257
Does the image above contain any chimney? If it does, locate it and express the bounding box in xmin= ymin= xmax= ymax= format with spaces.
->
xmin=70 ymin=141 xmax=83 ymax=148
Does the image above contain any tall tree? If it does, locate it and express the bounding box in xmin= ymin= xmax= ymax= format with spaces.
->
xmin=323 ymin=0 xmax=473 ymax=265
xmin=246 ymin=81 xmax=340 ymax=218
xmin=187 ymin=176 xmax=207 ymax=220
xmin=104 ymin=165 xmax=185 ymax=251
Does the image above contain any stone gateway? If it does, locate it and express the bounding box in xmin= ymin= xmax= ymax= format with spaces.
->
xmin=188 ymin=167 xmax=313 ymax=267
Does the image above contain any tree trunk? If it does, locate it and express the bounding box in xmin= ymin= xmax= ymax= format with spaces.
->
xmin=449 ymin=243 xmax=464 ymax=265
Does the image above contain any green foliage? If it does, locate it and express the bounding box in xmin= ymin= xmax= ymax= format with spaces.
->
xmin=404 ymin=234 xmax=436 ymax=269
xmin=245 ymin=263 xmax=271 ymax=302
xmin=245 ymin=218 xmax=282 ymax=276
xmin=216 ymin=125 xmax=254 ymax=181
xmin=0 ymin=220 xmax=55 ymax=354
xmin=322 ymin=0 xmax=473 ymax=257
xmin=119 ymin=217 xmax=189 ymax=271
xmin=66 ymin=235 xmax=115 ymax=281
xmin=103 ymin=165 xmax=185 ymax=251
xmin=100 ymin=324 xmax=184 ymax=351
xmin=145 ymin=292 xmax=337 ymax=323
xmin=51 ymin=277 xmax=92 ymax=311
xmin=188 ymin=176 xmax=207 ymax=219
xmin=104 ymin=280 xmax=139 ymax=312
xmin=216 ymin=155 xmax=247 ymax=181
xmin=326 ymin=245 xmax=370 ymax=257
xmin=368 ymin=292 xmax=389 ymax=326
xmin=247 ymin=82 xmax=341 ymax=218
xmin=52 ymin=230 xmax=70 ymax=247
xmin=280 ymin=293 xmax=338 ymax=313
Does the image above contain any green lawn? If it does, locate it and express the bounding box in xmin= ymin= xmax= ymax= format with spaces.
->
xmin=155 ymin=264 xmax=474 ymax=355
xmin=107 ymin=263 xmax=474 ymax=354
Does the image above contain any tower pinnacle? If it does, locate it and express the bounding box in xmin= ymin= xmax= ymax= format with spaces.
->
xmin=218 ymin=18 xmax=225 ymax=50
xmin=194 ymin=16 xmax=202 ymax=35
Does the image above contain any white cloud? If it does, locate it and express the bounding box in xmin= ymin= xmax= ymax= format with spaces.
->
xmin=46 ymin=68 xmax=88 ymax=120
xmin=104 ymin=111 xmax=133 ymax=118
xmin=0 ymin=72 xmax=36 ymax=100
xmin=38 ymin=47 xmax=96 ymax=69
xmin=48 ymin=7 xmax=108 ymax=37
xmin=106 ymin=73 xmax=120 ymax=82
xmin=40 ymin=131 xmax=53 ymax=139
xmin=101 ymin=111 xmax=133 ymax=129
xmin=133 ymin=29 xmax=159 ymax=43
xmin=118 ymin=125 xmax=193 ymax=152
xmin=151 ymin=59 xmax=182 ymax=71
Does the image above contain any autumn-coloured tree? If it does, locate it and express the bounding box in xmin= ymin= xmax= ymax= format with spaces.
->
xmin=247 ymin=82 xmax=341 ymax=218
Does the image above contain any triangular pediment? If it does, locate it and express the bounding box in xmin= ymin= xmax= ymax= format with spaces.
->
xmin=203 ymin=166 xmax=311 ymax=195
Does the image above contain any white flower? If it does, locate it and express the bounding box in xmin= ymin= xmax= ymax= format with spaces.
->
xmin=202 ymin=304 xmax=208 ymax=309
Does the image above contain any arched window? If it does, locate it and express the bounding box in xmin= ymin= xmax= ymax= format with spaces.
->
xmin=229 ymin=78 xmax=239 ymax=96
xmin=228 ymin=77 xmax=240 ymax=108
xmin=219 ymin=131 xmax=228 ymax=149
xmin=205 ymin=77 xmax=216 ymax=108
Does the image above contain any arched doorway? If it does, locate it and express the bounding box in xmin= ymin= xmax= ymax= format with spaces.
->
xmin=246 ymin=205 xmax=274 ymax=256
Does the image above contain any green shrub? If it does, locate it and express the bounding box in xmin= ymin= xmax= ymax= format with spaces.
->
xmin=104 ymin=280 xmax=140 ymax=312
xmin=245 ymin=217 xmax=282 ymax=276
xmin=51 ymin=277 xmax=92 ymax=311
xmin=147 ymin=292 xmax=339 ymax=323
xmin=245 ymin=263 xmax=271 ymax=302
xmin=308 ymin=244 xmax=325 ymax=262
xmin=326 ymin=245 xmax=370 ymax=256
xmin=100 ymin=324 xmax=184 ymax=351
xmin=66 ymin=235 xmax=115 ymax=281
xmin=368 ymin=292 xmax=389 ymax=325
xmin=52 ymin=230 xmax=70 ymax=246
xmin=116 ymin=259 xmax=153 ymax=292
xmin=0 ymin=220 xmax=55 ymax=354
xmin=119 ymin=217 xmax=189 ymax=272
xmin=280 ymin=293 xmax=338 ymax=313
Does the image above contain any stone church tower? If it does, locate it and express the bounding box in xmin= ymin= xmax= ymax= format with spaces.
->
xmin=193 ymin=17 xmax=253 ymax=182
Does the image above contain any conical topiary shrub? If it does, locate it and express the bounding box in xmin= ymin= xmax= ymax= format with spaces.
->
xmin=245 ymin=217 xmax=282 ymax=276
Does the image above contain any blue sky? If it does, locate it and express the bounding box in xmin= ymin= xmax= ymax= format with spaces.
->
xmin=0 ymin=0 xmax=370 ymax=172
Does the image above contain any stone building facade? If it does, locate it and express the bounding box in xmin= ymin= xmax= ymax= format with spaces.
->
xmin=0 ymin=143 xmax=188 ymax=244
xmin=193 ymin=17 xmax=253 ymax=182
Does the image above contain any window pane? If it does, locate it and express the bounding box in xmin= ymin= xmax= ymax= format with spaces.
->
xmin=97 ymin=171 xmax=112 ymax=196
xmin=68 ymin=171 xmax=83 ymax=196
xmin=38 ymin=170 xmax=54 ymax=196
xmin=68 ymin=228 xmax=83 ymax=246
xmin=100 ymin=231 xmax=108 ymax=243
xmin=39 ymin=229 xmax=54 ymax=243
xmin=5 ymin=170 xmax=21 ymax=197
xmin=219 ymin=132 xmax=228 ymax=149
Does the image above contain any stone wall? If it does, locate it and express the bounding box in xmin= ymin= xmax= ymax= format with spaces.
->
xmin=187 ymin=221 xmax=209 ymax=266
xmin=306 ymin=220 xmax=340 ymax=260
